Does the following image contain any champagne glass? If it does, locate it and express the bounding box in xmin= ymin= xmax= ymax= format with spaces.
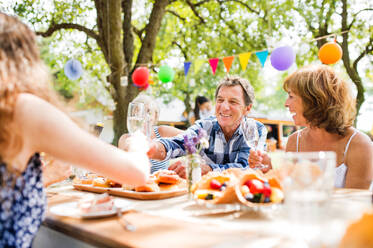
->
xmin=127 ymin=102 xmax=146 ymax=134
xmin=242 ymin=118 xmax=268 ymax=170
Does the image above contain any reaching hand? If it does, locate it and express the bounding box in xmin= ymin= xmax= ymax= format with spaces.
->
xmin=248 ymin=150 xmax=272 ymax=173
xmin=168 ymin=160 xmax=186 ymax=178
xmin=168 ymin=159 xmax=212 ymax=179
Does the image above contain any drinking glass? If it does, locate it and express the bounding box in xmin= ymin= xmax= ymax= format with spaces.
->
xmin=241 ymin=118 xmax=268 ymax=170
xmin=279 ymin=151 xmax=336 ymax=245
xmin=127 ymin=102 xmax=146 ymax=134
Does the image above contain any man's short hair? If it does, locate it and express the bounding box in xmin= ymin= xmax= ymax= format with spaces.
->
xmin=215 ymin=75 xmax=255 ymax=106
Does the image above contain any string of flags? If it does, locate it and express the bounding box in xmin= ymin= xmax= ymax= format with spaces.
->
xmin=64 ymin=37 xmax=343 ymax=91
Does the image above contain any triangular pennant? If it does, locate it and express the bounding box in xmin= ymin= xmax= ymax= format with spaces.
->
xmin=194 ymin=59 xmax=204 ymax=74
xmin=184 ymin=62 xmax=191 ymax=76
xmin=255 ymin=50 xmax=269 ymax=67
xmin=222 ymin=56 xmax=234 ymax=73
xmin=208 ymin=58 xmax=219 ymax=75
xmin=238 ymin=52 xmax=251 ymax=71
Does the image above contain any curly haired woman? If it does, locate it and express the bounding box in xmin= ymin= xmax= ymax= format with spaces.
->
xmin=249 ymin=65 xmax=372 ymax=189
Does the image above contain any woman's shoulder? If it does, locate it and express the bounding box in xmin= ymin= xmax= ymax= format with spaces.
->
xmin=285 ymin=129 xmax=302 ymax=152
xmin=349 ymin=129 xmax=373 ymax=149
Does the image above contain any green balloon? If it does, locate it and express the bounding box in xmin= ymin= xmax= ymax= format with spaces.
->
xmin=158 ymin=65 xmax=174 ymax=83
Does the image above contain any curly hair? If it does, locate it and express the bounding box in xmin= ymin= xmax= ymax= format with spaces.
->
xmin=283 ymin=65 xmax=356 ymax=136
xmin=215 ymin=75 xmax=255 ymax=106
xmin=0 ymin=13 xmax=63 ymax=170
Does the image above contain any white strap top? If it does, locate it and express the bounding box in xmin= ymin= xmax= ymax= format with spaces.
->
xmin=296 ymin=129 xmax=357 ymax=188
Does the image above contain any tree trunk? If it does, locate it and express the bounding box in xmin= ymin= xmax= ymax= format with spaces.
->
xmin=341 ymin=0 xmax=364 ymax=126
xmin=114 ymin=0 xmax=170 ymax=144
xmin=97 ymin=0 xmax=126 ymax=145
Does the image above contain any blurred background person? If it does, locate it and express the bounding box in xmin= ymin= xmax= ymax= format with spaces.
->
xmin=188 ymin=95 xmax=213 ymax=125
xmin=119 ymin=93 xmax=183 ymax=173
xmin=0 ymin=12 xmax=150 ymax=248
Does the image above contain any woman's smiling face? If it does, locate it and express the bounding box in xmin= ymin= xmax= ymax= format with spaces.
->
xmin=285 ymin=89 xmax=307 ymax=126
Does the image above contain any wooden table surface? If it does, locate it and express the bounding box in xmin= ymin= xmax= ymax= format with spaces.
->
xmin=39 ymin=185 xmax=373 ymax=248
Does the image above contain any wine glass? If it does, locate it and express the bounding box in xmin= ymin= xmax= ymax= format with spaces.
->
xmin=127 ymin=102 xmax=146 ymax=134
xmin=241 ymin=118 xmax=268 ymax=170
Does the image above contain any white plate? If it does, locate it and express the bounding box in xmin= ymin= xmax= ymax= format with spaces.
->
xmin=49 ymin=198 xmax=132 ymax=219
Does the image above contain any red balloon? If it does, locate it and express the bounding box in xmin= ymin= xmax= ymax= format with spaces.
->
xmin=140 ymin=82 xmax=149 ymax=91
xmin=132 ymin=67 xmax=149 ymax=87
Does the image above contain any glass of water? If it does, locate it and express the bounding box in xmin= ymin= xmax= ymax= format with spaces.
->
xmin=127 ymin=102 xmax=146 ymax=134
xmin=281 ymin=151 xmax=336 ymax=244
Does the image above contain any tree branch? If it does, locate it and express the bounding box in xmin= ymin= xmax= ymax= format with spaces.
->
xmin=218 ymin=0 xmax=260 ymax=16
xmin=36 ymin=23 xmax=99 ymax=41
xmin=172 ymin=41 xmax=188 ymax=59
xmin=132 ymin=25 xmax=145 ymax=41
xmin=185 ymin=0 xmax=206 ymax=24
xmin=167 ymin=9 xmax=186 ymax=22
xmin=122 ymin=0 xmax=134 ymax=70
xmin=353 ymin=36 xmax=373 ymax=71
xmin=348 ymin=8 xmax=373 ymax=30
xmin=136 ymin=0 xmax=169 ymax=65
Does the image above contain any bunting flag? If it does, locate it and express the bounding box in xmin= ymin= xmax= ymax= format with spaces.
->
xmin=194 ymin=59 xmax=204 ymax=74
xmin=184 ymin=62 xmax=191 ymax=76
xmin=255 ymin=50 xmax=269 ymax=67
xmin=222 ymin=56 xmax=234 ymax=73
xmin=209 ymin=58 xmax=219 ymax=75
xmin=238 ymin=52 xmax=251 ymax=71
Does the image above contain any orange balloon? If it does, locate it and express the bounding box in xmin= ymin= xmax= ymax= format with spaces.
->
xmin=318 ymin=42 xmax=343 ymax=64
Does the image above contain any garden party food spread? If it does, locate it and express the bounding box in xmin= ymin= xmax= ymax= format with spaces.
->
xmin=74 ymin=170 xmax=186 ymax=193
xmin=193 ymin=168 xmax=284 ymax=206
xmin=235 ymin=171 xmax=284 ymax=207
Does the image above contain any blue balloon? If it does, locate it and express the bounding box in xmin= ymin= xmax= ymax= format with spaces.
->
xmin=64 ymin=59 xmax=83 ymax=80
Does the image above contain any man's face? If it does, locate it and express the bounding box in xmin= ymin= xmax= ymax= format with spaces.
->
xmin=215 ymin=85 xmax=250 ymax=134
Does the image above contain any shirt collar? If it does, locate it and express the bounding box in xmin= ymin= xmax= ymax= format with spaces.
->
xmin=213 ymin=117 xmax=243 ymax=139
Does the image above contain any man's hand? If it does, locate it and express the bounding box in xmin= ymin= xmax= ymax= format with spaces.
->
xmin=168 ymin=159 xmax=212 ymax=179
xmin=248 ymin=150 xmax=272 ymax=173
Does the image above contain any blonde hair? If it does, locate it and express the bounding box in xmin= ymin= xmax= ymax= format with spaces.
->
xmin=0 ymin=13 xmax=63 ymax=170
xmin=283 ymin=65 xmax=356 ymax=135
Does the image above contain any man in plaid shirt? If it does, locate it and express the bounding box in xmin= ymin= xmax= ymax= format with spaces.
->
xmin=148 ymin=75 xmax=267 ymax=178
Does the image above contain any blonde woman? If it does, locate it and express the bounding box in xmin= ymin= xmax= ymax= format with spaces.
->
xmin=0 ymin=13 xmax=149 ymax=247
xmin=249 ymin=65 xmax=373 ymax=189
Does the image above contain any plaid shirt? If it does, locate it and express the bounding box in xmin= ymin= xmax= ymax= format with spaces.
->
xmin=158 ymin=116 xmax=267 ymax=171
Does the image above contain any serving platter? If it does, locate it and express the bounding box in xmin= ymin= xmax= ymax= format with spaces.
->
xmin=73 ymin=184 xmax=187 ymax=200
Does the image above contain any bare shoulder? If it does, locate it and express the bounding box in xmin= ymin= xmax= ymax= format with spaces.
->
xmin=349 ymin=130 xmax=373 ymax=153
xmin=285 ymin=130 xmax=299 ymax=152
xmin=157 ymin=125 xmax=184 ymax=138
xmin=14 ymin=93 xmax=48 ymax=124
xmin=346 ymin=130 xmax=373 ymax=171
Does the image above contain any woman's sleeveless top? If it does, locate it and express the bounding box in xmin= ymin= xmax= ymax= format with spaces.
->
xmin=296 ymin=130 xmax=357 ymax=188
xmin=150 ymin=126 xmax=169 ymax=174
xmin=0 ymin=153 xmax=46 ymax=248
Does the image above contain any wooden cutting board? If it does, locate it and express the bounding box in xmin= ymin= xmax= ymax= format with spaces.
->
xmin=73 ymin=184 xmax=187 ymax=200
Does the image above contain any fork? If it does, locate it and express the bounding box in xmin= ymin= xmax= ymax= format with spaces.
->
xmin=116 ymin=207 xmax=136 ymax=232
